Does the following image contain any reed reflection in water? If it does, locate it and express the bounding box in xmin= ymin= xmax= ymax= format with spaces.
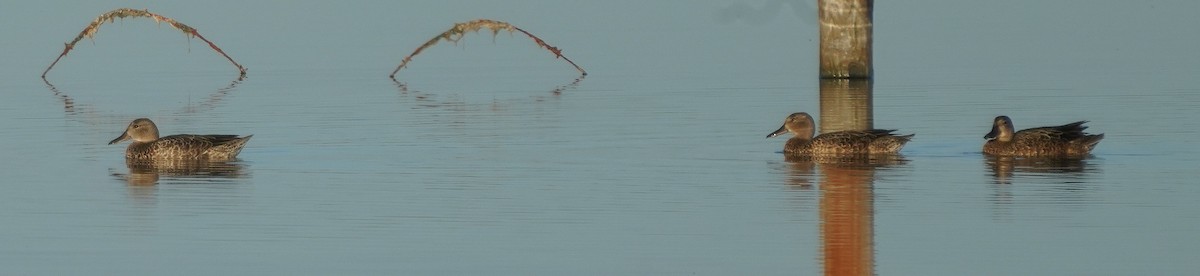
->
xmin=41 ymin=76 xmax=245 ymax=120
xmin=392 ymin=75 xmax=584 ymax=111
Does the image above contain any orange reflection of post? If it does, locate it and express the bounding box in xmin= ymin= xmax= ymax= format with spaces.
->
xmin=820 ymin=165 xmax=874 ymax=276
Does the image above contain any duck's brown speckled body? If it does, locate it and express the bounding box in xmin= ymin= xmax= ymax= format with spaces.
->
xmin=109 ymin=118 xmax=252 ymax=160
xmin=767 ymin=112 xmax=913 ymax=156
xmin=982 ymin=116 xmax=1103 ymax=157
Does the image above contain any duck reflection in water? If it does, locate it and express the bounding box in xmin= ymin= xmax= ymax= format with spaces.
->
xmin=780 ymin=154 xmax=910 ymax=187
xmin=114 ymin=159 xmax=248 ymax=186
xmin=985 ymin=155 xmax=1091 ymax=185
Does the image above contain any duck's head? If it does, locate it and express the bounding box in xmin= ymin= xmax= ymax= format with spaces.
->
xmin=767 ymin=112 xmax=816 ymax=140
xmin=984 ymin=115 xmax=1014 ymax=142
xmin=109 ymin=118 xmax=160 ymax=145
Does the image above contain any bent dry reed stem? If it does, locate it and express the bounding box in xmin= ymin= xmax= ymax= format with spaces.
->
xmin=42 ymin=8 xmax=246 ymax=78
xmin=390 ymin=19 xmax=587 ymax=79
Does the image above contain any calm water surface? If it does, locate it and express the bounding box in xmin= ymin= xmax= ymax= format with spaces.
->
xmin=1 ymin=1 xmax=1199 ymax=275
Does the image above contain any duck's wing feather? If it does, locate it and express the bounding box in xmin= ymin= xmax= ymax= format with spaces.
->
xmin=159 ymin=134 xmax=242 ymax=146
xmin=1014 ymin=121 xmax=1090 ymax=142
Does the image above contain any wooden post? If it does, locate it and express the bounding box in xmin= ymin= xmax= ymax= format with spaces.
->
xmin=819 ymin=0 xmax=873 ymax=79
xmin=819 ymin=79 xmax=873 ymax=133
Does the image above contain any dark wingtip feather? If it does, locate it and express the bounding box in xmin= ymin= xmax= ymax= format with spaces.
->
xmin=867 ymin=129 xmax=899 ymax=136
xmin=1059 ymin=121 xmax=1090 ymax=132
xmin=1081 ymin=133 xmax=1104 ymax=147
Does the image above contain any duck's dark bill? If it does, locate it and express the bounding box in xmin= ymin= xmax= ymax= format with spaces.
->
xmin=984 ymin=124 xmax=1000 ymax=140
xmin=109 ymin=132 xmax=130 ymax=145
xmin=766 ymin=124 xmax=789 ymax=139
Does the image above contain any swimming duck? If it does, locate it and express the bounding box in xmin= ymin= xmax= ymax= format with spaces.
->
xmin=108 ymin=118 xmax=252 ymax=160
xmin=767 ymin=112 xmax=913 ymax=155
xmin=983 ymin=115 xmax=1103 ymax=157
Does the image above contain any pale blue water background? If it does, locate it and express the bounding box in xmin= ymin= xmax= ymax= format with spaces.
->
xmin=2 ymin=0 xmax=1199 ymax=275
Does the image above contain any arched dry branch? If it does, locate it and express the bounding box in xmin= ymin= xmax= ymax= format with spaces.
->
xmin=390 ymin=19 xmax=587 ymax=79
xmin=42 ymin=8 xmax=246 ymax=78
